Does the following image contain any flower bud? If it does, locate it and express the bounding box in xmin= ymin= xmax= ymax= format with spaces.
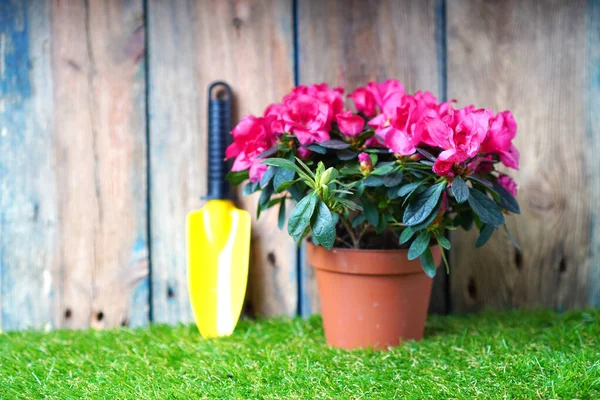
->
xmin=320 ymin=167 xmax=336 ymax=185
xmin=358 ymin=152 xmax=373 ymax=173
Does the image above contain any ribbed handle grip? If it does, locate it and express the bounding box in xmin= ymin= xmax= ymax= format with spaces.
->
xmin=207 ymin=82 xmax=232 ymax=200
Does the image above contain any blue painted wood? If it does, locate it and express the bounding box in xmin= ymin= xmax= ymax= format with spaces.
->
xmin=587 ymin=0 xmax=600 ymax=306
xmin=0 ymin=0 xmax=149 ymax=331
xmin=50 ymin=0 xmax=149 ymax=329
xmin=0 ymin=0 xmax=57 ymax=331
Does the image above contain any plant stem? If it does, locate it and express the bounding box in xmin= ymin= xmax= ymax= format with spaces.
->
xmin=335 ymin=236 xmax=353 ymax=248
xmin=357 ymin=224 xmax=370 ymax=243
xmin=339 ymin=215 xmax=359 ymax=248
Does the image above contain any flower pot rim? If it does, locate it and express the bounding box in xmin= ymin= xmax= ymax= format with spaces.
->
xmin=306 ymin=241 xmax=440 ymax=276
xmin=311 ymin=245 xmax=411 ymax=254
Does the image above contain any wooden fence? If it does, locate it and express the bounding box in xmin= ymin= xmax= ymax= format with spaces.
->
xmin=1 ymin=0 xmax=598 ymax=331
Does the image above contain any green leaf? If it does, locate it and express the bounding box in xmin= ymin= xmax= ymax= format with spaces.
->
xmin=363 ymin=174 xmax=385 ymax=187
xmin=383 ymin=169 xmax=403 ymax=187
xmin=468 ymin=188 xmax=505 ymax=226
xmin=408 ymin=231 xmax=432 ymax=260
xmin=493 ymin=181 xmax=521 ymax=214
xmin=337 ymin=198 xmax=362 ymax=211
xmin=399 ymin=227 xmax=414 ymax=245
xmin=410 ymin=199 xmax=442 ymax=231
xmin=360 ymin=198 xmax=379 ymax=226
xmin=262 ymin=158 xmax=311 ymax=181
xmin=287 ymin=182 xmax=305 ymax=202
xmin=295 ymin=157 xmax=318 ymax=179
xmin=387 ymin=185 xmax=402 ymax=200
xmin=274 ymin=167 xmax=295 ymax=192
xmin=243 ymin=181 xmax=259 ymax=196
xmin=260 ymin=166 xmax=277 ymax=187
xmin=266 ymin=197 xmax=285 ymax=208
xmin=258 ymin=145 xmax=278 ymax=158
xmin=410 ymin=170 xmax=427 ymax=179
xmin=419 ymin=247 xmax=437 ymax=278
xmin=436 ymin=235 xmax=451 ymax=250
xmin=226 ymin=170 xmax=249 ymax=186
xmin=351 ymin=214 xmax=366 ymax=228
xmin=312 ymin=201 xmax=336 ymax=249
xmin=305 ymin=144 xmax=327 ymax=154
xmin=371 ymin=164 xmax=395 ymax=176
xmin=277 ymin=199 xmax=286 ymax=230
xmin=353 ymin=181 xmax=365 ymax=197
xmin=468 ymin=174 xmax=494 ymax=188
xmin=454 ymin=211 xmax=474 ymax=231
xmin=276 ymin=179 xmax=300 ymax=193
xmin=398 ymin=181 xmax=422 ymax=197
xmin=475 ymin=224 xmax=495 ymax=248
xmin=288 ymin=194 xmax=318 ymax=242
xmin=340 ymin=165 xmax=362 ymax=176
xmin=369 ymin=153 xmax=378 ymax=166
xmin=336 ymin=149 xmax=356 ymax=160
xmin=259 ymin=184 xmax=274 ymax=208
xmin=319 ymin=139 xmax=351 ymax=149
xmin=416 ymin=148 xmax=436 ymax=161
xmin=452 ymin=176 xmax=469 ymax=203
xmin=315 ymin=161 xmax=325 ymax=177
xmin=504 ymin=225 xmax=521 ymax=250
xmin=403 ymin=181 xmax=447 ymax=227
xmin=375 ymin=212 xmax=387 ymax=234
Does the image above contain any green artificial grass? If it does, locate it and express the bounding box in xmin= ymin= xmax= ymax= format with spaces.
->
xmin=1 ymin=310 xmax=599 ymax=399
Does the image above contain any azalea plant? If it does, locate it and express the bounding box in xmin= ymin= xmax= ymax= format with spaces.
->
xmin=226 ymin=80 xmax=520 ymax=277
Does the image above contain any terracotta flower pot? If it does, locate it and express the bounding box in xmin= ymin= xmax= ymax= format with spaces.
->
xmin=307 ymin=242 xmax=441 ymax=350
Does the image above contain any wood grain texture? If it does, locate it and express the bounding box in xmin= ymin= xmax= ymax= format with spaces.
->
xmin=297 ymin=0 xmax=447 ymax=315
xmin=588 ymin=0 xmax=600 ymax=306
xmin=147 ymin=0 xmax=297 ymax=322
xmin=52 ymin=0 xmax=149 ymax=328
xmin=448 ymin=0 xmax=594 ymax=311
xmin=0 ymin=0 xmax=57 ymax=330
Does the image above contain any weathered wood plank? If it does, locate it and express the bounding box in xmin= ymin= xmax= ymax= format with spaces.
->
xmin=0 ymin=0 xmax=57 ymax=330
xmin=447 ymin=0 xmax=593 ymax=311
xmin=297 ymin=0 xmax=447 ymax=315
xmin=148 ymin=0 xmax=297 ymax=322
xmin=588 ymin=0 xmax=600 ymax=306
xmin=52 ymin=0 xmax=148 ymax=328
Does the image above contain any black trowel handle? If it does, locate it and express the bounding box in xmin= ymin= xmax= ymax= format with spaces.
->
xmin=207 ymin=81 xmax=233 ymax=200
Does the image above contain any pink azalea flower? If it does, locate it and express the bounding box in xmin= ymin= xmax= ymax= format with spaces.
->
xmin=349 ymin=87 xmax=376 ymax=116
xmin=358 ymin=152 xmax=373 ymax=173
xmin=297 ymin=147 xmax=312 ymax=159
xmin=500 ymin=143 xmax=520 ymax=170
xmin=309 ymin=83 xmax=345 ymax=122
xmin=264 ymin=103 xmax=286 ymax=119
xmin=497 ymin=174 xmax=518 ymax=196
xmin=426 ymin=106 xmax=493 ymax=164
xmin=285 ymin=83 xmax=344 ymax=124
xmin=481 ymin=111 xmax=519 ymax=169
xmin=281 ymin=94 xmax=331 ymax=145
xmin=412 ymin=90 xmax=438 ymax=114
xmin=226 ymin=115 xmax=278 ymax=182
xmin=432 ymin=159 xmax=453 ymax=176
xmin=368 ymin=96 xmax=423 ymax=156
xmin=336 ymin=111 xmax=365 ymax=137
xmin=264 ymin=103 xmax=287 ymax=134
xmin=410 ymin=91 xmax=447 ymax=147
xmin=367 ymin=79 xmax=405 ymax=115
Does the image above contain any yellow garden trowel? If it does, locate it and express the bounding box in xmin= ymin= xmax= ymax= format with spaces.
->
xmin=186 ymin=82 xmax=251 ymax=338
